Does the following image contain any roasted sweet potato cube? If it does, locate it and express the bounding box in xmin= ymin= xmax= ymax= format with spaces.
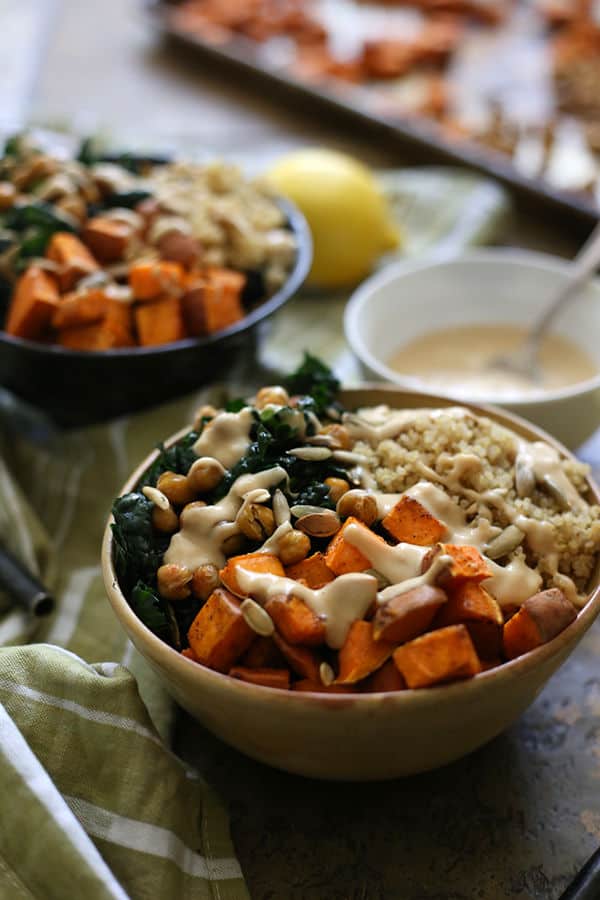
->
xmin=382 ymin=495 xmax=447 ymax=545
xmin=204 ymin=266 xmax=246 ymax=294
xmin=134 ymin=295 xmax=186 ymax=346
xmin=219 ymin=553 xmax=286 ymax=598
xmin=503 ymin=588 xmax=577 ymax=660
xmin=292 ymin=679 xmax=355 ymax=694
xmin=46 ymin=232 xmax=99 ymax=291
xmin=240 ymin=636 xmax=285 ymax=669
xmin=337 ymin=620 xmax=395 ymax=684
xmin=82 ymin=217 xmax=132 ymax=262
xmin=285 ymin=552 xmax=335 ymax=589
xmin=187 ymin=587 xmax=254 ymax=672
xmin=436 ymin=582 xmax=503 ymax=659
xmin=5 ymin=265 xmax=59 ymax=339
xmin=273 ymin=633 xmax=321 ymax=681
xmin=363 ymin=659 xmax=406 ymax=693
xmin=181 ymin=647 xmax=199 ymax=661
xmin=52 ymin=288 xmax=109 ymax=330
xmin=264 ymin=595 xmax=326 ymax=646
xmin=129 ymin=260 xmax=185 ymax=301
xmin=103 ymin=297 xmax=135 ymax=346
xmin=181 ymin=269 xmax=245 ymax=336
xmin=228 ymin=666 xmax=290 ymax=690
xmin=325 ymin=517 xmax=376 ymax=575
xmin=58 ymin=322 xmax=117 ymax=351
xmin=393 ymin=624 xmax=481 ymax=689
xmin=423 ymin=543 xmax=491 ymax=586
xmin=373 ymin=584 xmax=448 ymax=644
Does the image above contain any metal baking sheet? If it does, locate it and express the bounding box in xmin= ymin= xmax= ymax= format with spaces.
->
xmin=145 ymin=0 xmax=600 ymax=227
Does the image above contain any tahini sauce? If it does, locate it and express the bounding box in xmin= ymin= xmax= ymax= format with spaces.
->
xmin=388 ymin=324 xmax=597 ymax=400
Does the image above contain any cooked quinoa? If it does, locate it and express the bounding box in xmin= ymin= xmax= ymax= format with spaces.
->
xmin=147 ymin=161 xmax=297 ymax=290
xmin=352 ymin=406 xmax=600 ymax=601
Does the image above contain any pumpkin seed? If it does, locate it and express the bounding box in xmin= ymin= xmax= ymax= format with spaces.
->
xmin=541 ymin=474 xmax=571 ymax=510
xmin=515 ymin=456 xmax=536 ymax=498
xmin=142 ymin=486 xmax=170 ymax=511
xmin=484 ymin=525 xmax=525 ymax=560
xmin=240 ymin=599 xmax=275 ymax=637
xmin=286 ymin=446 xmax=332 ymax=461
xmin=290 ymin=504 xmax=328 ymax=518
xmin=295 ymin=511 xmax=341 ymax=538
xmin=320 ymin=662 xmax=335 ymax=686
xmin=273 ymin=489 xmax=291 ymax=526
xmin=332 ymin=450 xmax=371 ymax=465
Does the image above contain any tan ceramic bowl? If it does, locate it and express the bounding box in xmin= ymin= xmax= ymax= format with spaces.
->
xmin=102 ymin=387 xmax=600 ymax=780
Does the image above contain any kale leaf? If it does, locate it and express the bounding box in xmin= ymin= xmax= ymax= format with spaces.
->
xmin=111 ymin=493 xmax=168 ymax=593
xmin=139 ymin=430 xmax=200 ymax=489
xmin=4 ymin=201 xmax=76 ymax=233
xmin=225 ymin=398 xmax=246 ymax=413
xmin=285 ymin=352 xmax=340 ymax=415
xmin=130 ymin=581 xmax=180 ymax=648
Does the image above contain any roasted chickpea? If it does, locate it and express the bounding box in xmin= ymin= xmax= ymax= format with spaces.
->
xmin=237 ymin=503 xmax=275 ymax=542
xmin=157 ymin=564 xmax=192 ymax=600
xmin=156 ymin=471 xmax=195 ymax=506
xmin=321 ymin=424 xmax=352 ymax=451
xmin=222 ymin=533 xmax=247 ymax=557
xmin=187 ymin=458 xmax=225 ymax=494
xmin=191 ymin=564 xmax=220 ymax=601
xmin=255 ymin=385 xmax=290 ymax=409
xmin=0 ymin=182 xmax=16 ymax=211
xmin=151 ymin=505 xmax=179 ymax=534
xmin=278 ymin=529 xmax=311 ymax=566
xmin=13 ymin=155 xmax=57 ymax=189
xmin=337 ymin=489 xmax=378 ymax=526
xmin=193 ymin=404 xmax=218 ymax=430
xmin=324 ymin=477 xmax=350 ymax=504
xmin=56 ymin=194 xmax=87 ymax=224
xmin=180 ymin=501 xmax=206 ymax=524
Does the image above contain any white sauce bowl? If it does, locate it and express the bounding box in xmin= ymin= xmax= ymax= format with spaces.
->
xmin=344 ymin=249 xmax=600 ymax=448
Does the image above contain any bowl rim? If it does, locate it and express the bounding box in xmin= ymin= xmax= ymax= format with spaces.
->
xmin=102 ymin=384 xmax=600 ymax=706
xmin=344 ymin=247 xmax=600 ymax=406
xmin=0 ymin=197 xmax=312 ymax=359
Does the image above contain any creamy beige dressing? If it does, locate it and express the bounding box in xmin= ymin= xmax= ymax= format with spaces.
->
xmin=164 ymin=466 xmax=287 ymax=569
xmin=388 ymin=325 xmax=597 ymax=400
xmin=405 ymin=482 xmax=500 ymax=548
xmin=516 ymin=441 xmax=586 ymax=511
xmin=235 ymin=568 xmax=378 ymax=649
xmin=377 ymin=553 xmax=453 ymax=605
xmin=342 ymin=406 xmax=471 ymax=447
xmin=193 ymin=407 xmax=254 ymax=469
xmin=343 ymin=521 xmax=428 ymax=584
xmin=485 ymin=557 xmax=543 ymax=606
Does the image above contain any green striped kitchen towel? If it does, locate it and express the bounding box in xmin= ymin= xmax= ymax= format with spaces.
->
xmin=0 ymin=391 xmax=249 ymax=900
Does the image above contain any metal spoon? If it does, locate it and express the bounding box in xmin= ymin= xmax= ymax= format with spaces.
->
xmin=490 ymin=219 xmax=600 ymax=383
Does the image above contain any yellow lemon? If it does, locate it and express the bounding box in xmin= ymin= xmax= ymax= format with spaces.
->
xmin=267 ymin=147 xmax=400 ymax=289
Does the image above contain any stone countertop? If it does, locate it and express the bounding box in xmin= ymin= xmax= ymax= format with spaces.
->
xmin=21 ymin=1 xmax=600 ymax=897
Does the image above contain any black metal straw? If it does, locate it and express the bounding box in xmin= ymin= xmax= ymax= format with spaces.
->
xmin=0 ymin=545 xmax=54 ymax=616
xmin=559 ymin=847 xmax=600 ymax=900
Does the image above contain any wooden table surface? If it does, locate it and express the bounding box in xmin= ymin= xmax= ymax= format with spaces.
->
xmin=11 ymin=1 xmax=600 ymax=897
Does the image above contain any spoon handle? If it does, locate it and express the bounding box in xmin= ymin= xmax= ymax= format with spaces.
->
xmin=526 ymin=219 xmax=600 ymax=357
